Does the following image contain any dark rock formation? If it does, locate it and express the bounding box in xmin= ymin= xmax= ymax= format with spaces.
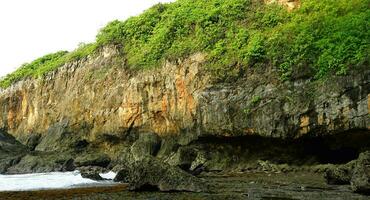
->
xmin=351 ymin=151 xmax=370 ymax=194
xmin=74 ymin=153 xmax=111 ymax=168
xmin=114 ymin=157 xmax=208 ymax=192
xmin=323 ymin=151 xmax=370 ymax=195
xmin=130 ymin=132 xmax=161 ymax=161
xmin=0 ymin=130 xmax=27 ymax=174
xmin=324 ymin=162 xmax=355 ymax=185
xmin=113 ymin=167 xmax=130 ymax=183
xmin=79 ymin=167 xmax=105 ymax=181
xmin=165 ymin=146 xmax=207 ymax=175
xmin=7 ymin=152 xmax=75 ymax=174
xmin=24 ymin=134 xmax=41 ymax=151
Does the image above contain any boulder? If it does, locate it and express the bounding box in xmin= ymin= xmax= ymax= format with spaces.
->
xmin=0 ymin=156 xmax=22 ymax=174
xmin=324 ymin=162 xmax=354 ymax=185
xmin=166 ymin=146 xmax=207 ymax=176
xmin=81 ymin=171 xmax=103 ymax=181
xmin=79 ymin=167 xmax=105 ymax=181
xmin=0 ymin=130 xmax=28 ymax=173
xmin=74 ymin=153 xmax=111 ymax=168
xmin=7 ymin=153 xmax=75 ymax=174
xmin=114 ymin=157 xmax=208 ymax=192
xmin=351 ymin=151 xmax=370 ymax=194
xmin=113 ymin=167 xmax=130 ymax=183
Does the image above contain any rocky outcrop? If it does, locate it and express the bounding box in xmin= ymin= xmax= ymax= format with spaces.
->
xmin=0 ymin=130 xmax=27 ymax=173
xmin=324 ymin=161 xmax=354 ymax=185
xmin=130 ymin=132 xmax=161 ymax=161
xmin=114 ymin=157 xmax=208 ymax=192
xmin=80 ymin=167 xmax=105 ymax=181
xmin=351 ymin=151 xmax=370 ymax=194
xmin=0 ymin=46 xmax=368 ymax=145
xmin=324 ymin=151 xmax=370 ymax=195
xmin=0 ymin=45 xmax=368 ymax=175
xmin=74 ymin=153 xmax=111 ymax=168
xmin=6 ymin=152 xmax=75 ymax=174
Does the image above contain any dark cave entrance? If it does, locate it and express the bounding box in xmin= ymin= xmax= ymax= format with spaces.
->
xmin=193 ymin=129 xmax=370 ymax=165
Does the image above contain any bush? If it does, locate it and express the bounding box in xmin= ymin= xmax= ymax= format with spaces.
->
xmin=95 ymin=0 xmax=368 ymax=80
xmin=268 ymin=0 xmax=369 ymax=79
xmin=1 ymin=0 xmax=369 ymax=88
xmin=0 ymin=51 xmax=68 ymax=88
xmin=0 ymin=43 xmax=98 ymax=88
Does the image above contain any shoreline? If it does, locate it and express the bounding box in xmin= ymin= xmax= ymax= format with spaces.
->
xmin=1 ymin=171 xmax=368 ymax=200
xmin=0 ymin=184 xmax=128 ymax=200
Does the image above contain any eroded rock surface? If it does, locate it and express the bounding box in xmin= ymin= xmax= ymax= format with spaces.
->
xmin=0 ymin=130 xmax=27 ymax=173
xmin=351 ymin=151 xmax=370 ymax=194
xmin=325 ymin=162 xmax=354 ymax=185
xmin=322 ymin=151 xmax=370 ymax=195
xmin=80 ymin=167 xmax=105 ymax=181
xmin=0 ymin=47 xmax=367 ymax=148
xmin=74 ymin=153 xmax=111 ymax=168
xmin=6 ymin=153 xmax=74 ymax=174
xmin=114 ymin=157 xmax=208 ymax=192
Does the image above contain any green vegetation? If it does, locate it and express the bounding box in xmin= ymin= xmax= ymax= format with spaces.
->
xmin=0 ymin=43 xmax=97 ymax=88
xmin=1 ymin=0 xmax=369 ymax=88
xmin=0 ymin=51 xmax=67 ymax=88
xmin=244 ymin=95 xmax=262 ymax=114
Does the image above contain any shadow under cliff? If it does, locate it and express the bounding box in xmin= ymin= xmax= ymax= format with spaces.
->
xmin=174 ymin=129 xmax=370 ymax=171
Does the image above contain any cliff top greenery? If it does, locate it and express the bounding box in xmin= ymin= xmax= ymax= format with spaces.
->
xmin=1 ymin=0 xmax=369 ymax=88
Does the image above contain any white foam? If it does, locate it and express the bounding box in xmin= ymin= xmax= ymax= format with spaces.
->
xmin=100 ymin=171 xmax=116 ymax=180
xmin=0 ymin=171 xmax=115 ymax=191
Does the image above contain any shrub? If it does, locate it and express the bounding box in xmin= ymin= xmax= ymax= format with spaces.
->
xmin=0 ymin=51 xmax=68 ymax=88
xmin=1 ymin=0 xmax=369 ymax=88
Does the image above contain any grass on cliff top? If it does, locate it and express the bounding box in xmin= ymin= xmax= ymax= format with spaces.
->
xmin=1 ymin=0 xmax=369 ymax=88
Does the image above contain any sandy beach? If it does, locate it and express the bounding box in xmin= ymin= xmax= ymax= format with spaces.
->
xmin=0 ymin=184 xmax=128 ymax=200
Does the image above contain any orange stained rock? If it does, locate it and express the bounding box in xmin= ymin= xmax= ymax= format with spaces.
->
xmin=244 ymin=128 xmax=255 ymax=135
xmin=161 ymin=95 xmax=168 ymax=113
xmin=175 ymin=78 xmax=186 ymax=99
xmin=299 ymin=115 xmax=310 ymax=135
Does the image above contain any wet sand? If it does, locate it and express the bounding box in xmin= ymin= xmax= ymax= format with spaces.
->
xmin=0 ymin=184 xmax=128 ymax=200
xmin=1 ymin=172 xmax=368 ymax=200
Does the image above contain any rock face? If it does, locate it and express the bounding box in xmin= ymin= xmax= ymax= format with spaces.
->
xmin=130 ymin=132 xmax=161 ymax=161
xmin=0 ymin=130 xmax=27 ymax=173
xmin=6 ymin=153 xmax=75 ymax=174
xmin=0 ymin=46 xmax=368 ymax=174
xmin=0 ymin=46 xmax=368 ymax=144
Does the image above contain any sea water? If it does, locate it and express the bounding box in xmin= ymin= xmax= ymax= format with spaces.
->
xmin=0 ymin=171 xmax=117 ymax=191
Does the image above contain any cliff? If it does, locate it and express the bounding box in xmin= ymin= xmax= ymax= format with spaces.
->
xmin=1 ymin=46 xmax=369 ymax=142
xmin=0 ymin=0 xmax=369 ymax=174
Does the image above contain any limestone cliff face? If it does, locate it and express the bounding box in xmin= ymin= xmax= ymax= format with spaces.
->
xmin=0 ymin=46 xmax=369 ymax=146
xmin=0 ymin=47 xmax=210 ymax=143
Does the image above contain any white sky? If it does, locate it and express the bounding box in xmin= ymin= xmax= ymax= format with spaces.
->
xmin=0 ymin=0 xmax=175 ymax=77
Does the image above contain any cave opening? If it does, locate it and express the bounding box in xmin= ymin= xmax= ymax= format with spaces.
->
xmin=193 ymin=129 xmax=370 ymax=165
